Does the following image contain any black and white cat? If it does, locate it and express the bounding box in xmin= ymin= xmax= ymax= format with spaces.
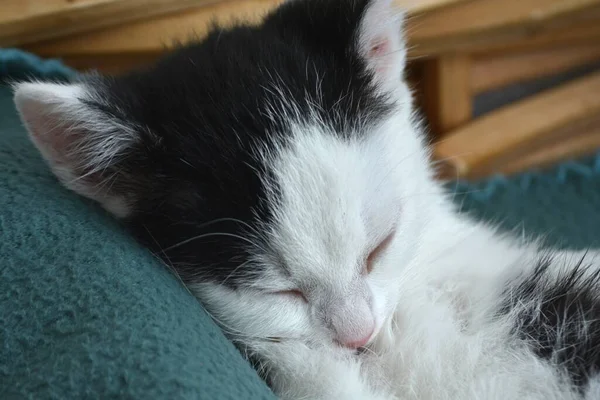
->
xmin=12 ymin=0 xmax=600 ymax=398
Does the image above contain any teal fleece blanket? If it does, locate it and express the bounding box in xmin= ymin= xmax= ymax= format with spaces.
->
xmin=0 ymin=50 xmax=274 ymax=400
xmin=1 ymin=49 xmax=600 ymax=399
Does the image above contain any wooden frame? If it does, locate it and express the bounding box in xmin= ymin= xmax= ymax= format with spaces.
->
xmin=472 ymin=44 xmax=600 ymax=94
xmin=434 ymin=71 xmax=600 ymax=179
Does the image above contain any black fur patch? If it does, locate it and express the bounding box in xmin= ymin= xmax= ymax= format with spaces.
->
xmin=73 ymin=0 xmax=391 ymax=287
xmin=501 ymin=253 xmax=600 ymax=389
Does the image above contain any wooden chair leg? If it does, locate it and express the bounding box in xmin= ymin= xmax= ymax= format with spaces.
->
xmin=421 ymin=53 xmax=472 ymax=136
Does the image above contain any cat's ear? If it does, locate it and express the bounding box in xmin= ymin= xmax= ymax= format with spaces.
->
xmin=357 ymin=0 xmax=406 ymax=94
xmin=13 ymin=81 xmax=138 ymax=217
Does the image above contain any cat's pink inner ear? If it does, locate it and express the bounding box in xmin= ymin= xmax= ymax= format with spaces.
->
xmin=358 ymin=0 xmax=406 ymax=92
xmin=13 ymin=82 xmax=135 ymax=218
xmin=14 ymin=82 xmax=86 ymax=170
xmin=369 ymin=37 xmax=390 ymax=59
xmin=368 ymin=36 xmax=393 ymax=74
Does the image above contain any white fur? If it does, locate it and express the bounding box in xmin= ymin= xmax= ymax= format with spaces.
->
xmin=195 ymin=103 xmax=600 ymax=399
xmin=192 ymin=3 xmax=600 ymax=399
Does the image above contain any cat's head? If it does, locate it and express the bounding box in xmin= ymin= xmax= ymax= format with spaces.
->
xmin=14 ymin=0 xmax=437 ymax=352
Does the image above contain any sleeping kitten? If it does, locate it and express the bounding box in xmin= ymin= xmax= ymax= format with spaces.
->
xmin=13 ymin=0 xmax=600 ymax=398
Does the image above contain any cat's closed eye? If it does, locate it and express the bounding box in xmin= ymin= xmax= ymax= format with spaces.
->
xmin=365 ymin=230 xmax=396 ymax=274
xmin=274 ymin=289 xmax=308 ymax=303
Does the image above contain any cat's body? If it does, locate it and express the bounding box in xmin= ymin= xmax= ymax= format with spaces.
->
xmin=12 ymin=0 xmax=600 ymax=398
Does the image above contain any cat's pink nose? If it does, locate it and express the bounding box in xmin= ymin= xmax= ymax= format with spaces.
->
xmin=339 ymin=326 xmax=374 ymax=349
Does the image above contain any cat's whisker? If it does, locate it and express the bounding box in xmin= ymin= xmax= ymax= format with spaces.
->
xmin=200 ymin=301 xmax=302 ymax=343
xmin=358 ymin=345 xmax=379 ymax=357
xmin=370 ymin=146 xmax=424 ymax=194
xmin=170 ymin=216 xmax=263 ymax=239
xmin=397 ymin=189 xmax=483 ymax=202
xmin=140 ymin=225 xmax=200 ymax=299
xmin=164 ymin=231 xmax=264 ymax=252
xmin=430 ymin=152 xmax=475 ymax=168
xmin=202 ymin=307 xmax=264 ymax=339
xmin=221 ymin=260 xmax=253 ymax=286
xmin=369 ymin=132 xmax=475 ymax=196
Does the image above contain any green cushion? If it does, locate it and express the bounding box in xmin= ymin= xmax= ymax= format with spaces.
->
xmin=0 ymin=49 xmax=275 ymax=400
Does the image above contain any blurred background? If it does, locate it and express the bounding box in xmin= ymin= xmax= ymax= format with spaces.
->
xmin=4 ymin=0 xmax=600 ymax=181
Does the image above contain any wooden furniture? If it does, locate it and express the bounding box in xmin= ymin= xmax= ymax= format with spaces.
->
xmin=3 ymin=0 xmax=600 ymax=180
xmin=435 ymin=71 xmax=600 ymax=179
xmin=406 ymin=0 xmax=600 ymax=179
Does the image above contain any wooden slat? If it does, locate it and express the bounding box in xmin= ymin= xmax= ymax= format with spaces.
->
xmin=409 ymin=0 xmax=600 ymax=42
xmin=434 ymin=71 xmax=600 ymax=179
xmin=422 ymin=54 xmax=472 ymax=135
xmin=394 ymin=0 xmax=468 ymax=13
xmin=436 ymin=122 xmax=600 ymax=180
xmin=472 ymin=19 xmax=600 ymax=56
xmin=464 ymin=114 xmax=600 ymax=178
xmin=500 ymin=121 xmax=600 ymax=177
xmin=26 ymin=0 xmax=284 ymax=57
xmin=472 ymin=44 xmax=600 ymax=93
xmin=407 ymin=0 xmax=600 ymax=58
xmin=0 ymin=0 xmax=222 ymax=47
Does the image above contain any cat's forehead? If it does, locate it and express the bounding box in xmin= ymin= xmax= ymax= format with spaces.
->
xmin=259 ymin=117 xmax=405 ymax=282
